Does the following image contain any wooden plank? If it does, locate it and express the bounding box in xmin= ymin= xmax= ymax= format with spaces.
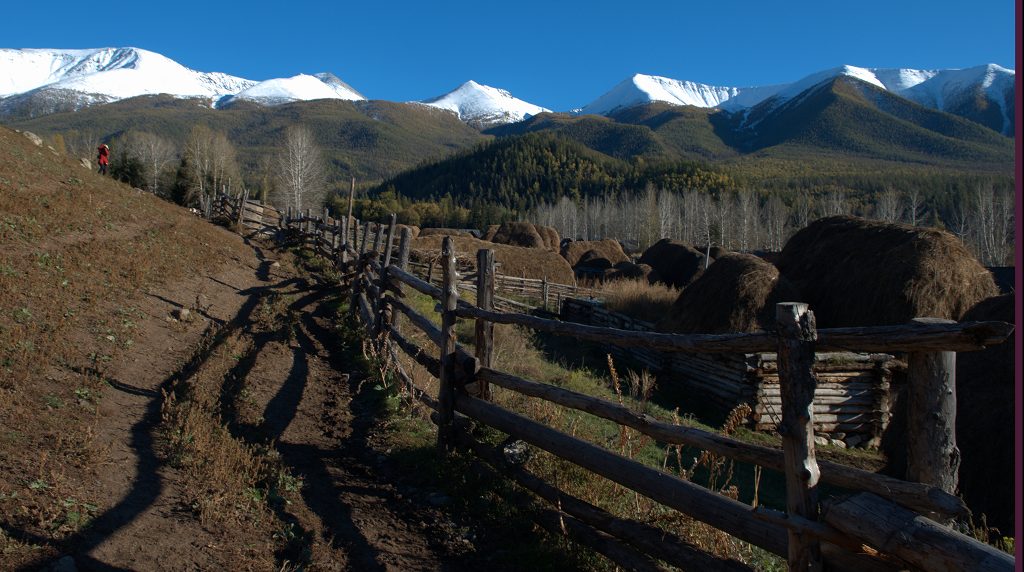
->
xmin=453 ymin=393 xmax=790 ymax=557
xmin=823 ymin=493 xmax=1014 ymax=572
xmin=452 ymin=431 xmax=754 ymax=571
xmin=475 ymin=367 xmax=964 ymax=517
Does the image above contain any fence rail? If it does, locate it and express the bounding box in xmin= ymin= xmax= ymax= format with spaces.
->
xmin=272 ymin=209 xmax=1014 ymax=572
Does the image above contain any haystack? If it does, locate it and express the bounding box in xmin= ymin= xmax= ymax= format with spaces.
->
xmin=776 ymin=216 xmax=998 ymax=327
xmin=956 ymin=294 xmax=1015 ymax=536
xmin=695 ymin=245 xmax=731 ymax=259
xmin=411 ymin=234 xmax=575 ymax=283
xmin=638 ymin=239 xmax=708 ymax=288
xmin=561 ymin=239 xmax=629 ymax=268
xmin=419 ymin=227 xmax=475 ymax=238
xmin=490 ymin=221 xmax=560 ymax=250
xmin=659 ymin=253 xmax=801 ymax=334
xmin=604 ymin=261 xmax=656 ymax=282
xmin=482 ymin=224 xmax=500 ymax=241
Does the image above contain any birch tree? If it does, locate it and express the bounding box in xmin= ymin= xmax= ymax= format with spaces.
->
xmin=275 ymin=125 xmax=327 ymax=211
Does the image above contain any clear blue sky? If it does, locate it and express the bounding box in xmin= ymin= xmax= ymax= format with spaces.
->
xmin=5 ymin=0 xmax=1016 ymax=111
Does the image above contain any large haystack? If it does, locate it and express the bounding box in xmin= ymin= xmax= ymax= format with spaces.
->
xmin=561 ymin=239 xmax=630 ymax=268
xmin=776 ymin=216 xmax=998 ymax=327
xmin=490 ymin=222 xmax=560 ymax=250
xmin=482 ymin=224 xmax=500 ymax=241
xmin=411 ymin=234 xmax=575 ymax=284
xmin=956 ymin=294 xmax=1015 ymax=537
xmin=638 ymin=239 xmax=709 ymax=288
xmin=659 ymin=253 xmax=801 ymax=334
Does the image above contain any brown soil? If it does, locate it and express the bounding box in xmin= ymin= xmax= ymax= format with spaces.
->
xmin=5 ymin=230 xmax=489 ymax=571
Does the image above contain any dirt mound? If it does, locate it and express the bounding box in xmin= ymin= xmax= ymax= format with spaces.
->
xmin=489 ymin=222 xmax=560 ymax=250
xmin=956 ymin=293 xmax=1015 ymax=537
xmin=659 ymin=253 xmax=801 ymax=334
xmin=776 ymin=216 xmax=997 ymax=327
xmin=562 ymin=239 xmax=629 ymax=268
xmin=638 ymin=239 xmax=709 ymax=288
xmin=411 ymin=234 xmax=575 ymax=284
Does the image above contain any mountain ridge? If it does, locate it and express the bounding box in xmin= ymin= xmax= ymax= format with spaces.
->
xmin=0 ymin=47 xmax=1014 ymax=133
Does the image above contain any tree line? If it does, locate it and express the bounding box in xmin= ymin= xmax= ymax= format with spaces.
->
xmin=527 ymin=185 xmax=1015 ymax=266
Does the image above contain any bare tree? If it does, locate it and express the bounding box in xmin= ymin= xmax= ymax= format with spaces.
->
xmin=821 ymin=187 xmax=848 ymax=217
xmin=183 ymin=125 xmax=241 ymax=204
xmin=275 ymin=125 xmax=327 ymax=211
xmin=905 ymin=188 xmax=926 ymax=226
xmin=124 ymin=131 xmax=176 ymax=195
xmin=874 ymin=189 xmax=902 ymax=222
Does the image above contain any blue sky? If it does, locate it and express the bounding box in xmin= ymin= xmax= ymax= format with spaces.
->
xmin=5 ymin=0 xmax=1016 ymax=110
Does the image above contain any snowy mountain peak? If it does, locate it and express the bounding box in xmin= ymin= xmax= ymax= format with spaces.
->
xmin=225 ymin=73 xmax=365 ymax=105
xmin=419 ymin=80 xmax=549 ymax=127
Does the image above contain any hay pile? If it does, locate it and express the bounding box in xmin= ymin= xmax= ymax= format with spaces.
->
xmin=695 ymin=245 xmax=731 ymax=259
xmin=776 ymin=216 xmax=998 ymax=327
xmin=482 ymin=224 xmax=500 ymax=241
xmin=659 ymin=253 xmax=801 ymax=334
xmin=956 ymin=294 xmax=1015 ymax=537
xmin=604 ymin=261 xmax=656 ymax=282
xmin=638 ymin=239 xmax=709 ymax=288
xmin=490 ymin=221 xmax=560 ymax=250
xmin=418 ymin=227 xmax=476 ymax=238
xmin=561 ymin=239 xmax=629 ymax=268
xmin=410 ymin=234 xmax=575 ymax=283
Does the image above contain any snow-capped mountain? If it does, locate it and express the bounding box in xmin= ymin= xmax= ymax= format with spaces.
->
xmin=0 ymin=47 xmax=366 ymax=118
xmin=418 ymin=80 xmax=548 ymax=127
xmin=223 ymin=73 xmax=365 ymax=106
xmin=580 ymin=65 xmax=1015 ymax=134
xmin=579 ymin=74 xmax=784 ymax=115
xmin=0 ymin=47 xmax=255 ymax=102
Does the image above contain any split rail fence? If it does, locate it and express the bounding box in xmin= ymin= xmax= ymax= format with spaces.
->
xmin=265 ymin=206 xmax=1015 ymax=572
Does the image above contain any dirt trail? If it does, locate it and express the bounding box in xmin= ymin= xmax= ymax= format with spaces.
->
xmin=49 ymin=230 xmax=472 ymax=571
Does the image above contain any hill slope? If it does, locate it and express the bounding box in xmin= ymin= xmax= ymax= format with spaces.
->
xmin=6 ymin=95 xmax=488 ymax=184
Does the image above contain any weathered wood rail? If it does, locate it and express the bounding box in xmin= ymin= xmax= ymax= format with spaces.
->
xmin=278 ymin=210 xmax=1014 ymax=572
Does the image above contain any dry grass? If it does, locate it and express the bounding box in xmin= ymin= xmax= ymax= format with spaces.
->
xmin=372 ymin=288 xmax=785 ymax=570
xmin=596 ymin=279 xmax=679 ymax=324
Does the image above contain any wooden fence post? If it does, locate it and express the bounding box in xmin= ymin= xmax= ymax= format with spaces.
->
xmin=437 ymin=236 xmax=459 ymax=452
xmin=541 ymin=275 xmax=550 ymax=311
xmin=340 ymin=216 xmax=350 ymax=265
xmin=372 ymin=223 xmax=384 ymax=254
xmin=475 ymin=249 xmax=495 ymax=401
xmin=776 ymin=302 xmax=822 ymax=571
xmin=376 ymin=214 xmax=398 ymax=334
xmin=359 ymin=221 xmax=371 ymax=257
xmin=392 ymin=227 xmax=412 ymax=335
xmin=906 ymin=317 xmax=959 ymax=498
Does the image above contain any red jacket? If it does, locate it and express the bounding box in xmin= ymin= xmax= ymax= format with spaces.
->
xmin=97 ymin=145 xmax=109 ymax=165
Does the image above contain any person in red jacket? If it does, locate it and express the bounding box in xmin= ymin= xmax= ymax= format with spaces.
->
xmin=96 ymin=144 xmax=110 ymax=175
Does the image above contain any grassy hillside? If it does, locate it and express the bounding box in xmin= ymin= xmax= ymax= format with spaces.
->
xmin=4 ymin=95 xmax=487 ymax=187
xmin=722 ymin=77 xmax=1014 ymax=168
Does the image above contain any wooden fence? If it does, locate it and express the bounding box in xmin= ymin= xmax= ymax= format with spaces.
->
xmin=275 ymin=209 xmax=1014 ymax=571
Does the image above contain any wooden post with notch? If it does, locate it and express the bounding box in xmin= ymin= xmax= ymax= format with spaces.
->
xmin=437 ymin=236 xmax=459 ymax=451
xmin=475 ymin=249 xmax=495 ymax=400
xmin=776 ymin=302 xmax=822 ymax=571
xmin=906 ymin=317 xmax=959 ymax=499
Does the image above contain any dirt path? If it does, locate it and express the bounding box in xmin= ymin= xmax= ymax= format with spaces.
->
xmin=49 ymin=231 xmax=474 ymax=571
